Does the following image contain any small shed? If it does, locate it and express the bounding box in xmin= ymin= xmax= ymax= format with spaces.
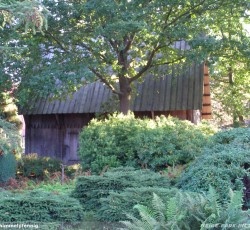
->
xmin=20 ymin=63 xmax=212 ymax=164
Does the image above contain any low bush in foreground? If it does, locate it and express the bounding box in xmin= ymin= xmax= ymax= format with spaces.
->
xmin=0 ymin=189 xmax=84 ymax=227
xmin=79 ymin=113 xmax=214 ymax=173
xmin=71 ymin=167 xmax=170 ymax=213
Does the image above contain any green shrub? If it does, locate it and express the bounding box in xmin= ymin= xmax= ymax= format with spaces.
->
xmin=0 ymin=153 xmax=16 ymax=183
xmin=71 ymin=167 xmax=170 ymax=213
xmin=78 ymin=113 xmax=213 ymax=173
xmin=178 ymin=128 xmax=250 ymax=201
xmin=18 ymin=153 xmax=62 ymax=179
xmin=212 ymin=127 xmax=250 ymax=147
xmin=97 ymin=187 xmax=179 ymax=222
xmin=0 ymin=190 xmax=84 ymax=226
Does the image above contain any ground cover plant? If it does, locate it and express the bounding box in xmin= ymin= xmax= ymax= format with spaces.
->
xmin=97 ymin=187 xmax=179 ymax=222
xmin=78 ymin=113 xmax=215 ymax=173
xmin=71 ymin=167 xmax=170 ymax=214
xmin=0 ymin=189 xmax=84 ymax=229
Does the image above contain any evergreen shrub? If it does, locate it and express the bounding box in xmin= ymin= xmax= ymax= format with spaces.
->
xmin=211 ymin=127 xmax=250 ymax=147
xmin=97 ymin=187 xmax=178 ymax=222
xmin=78 ymin=113 xmax=213 ymax=173
xmin=71 ymin=167 xmax=170 ymax=213
xmin=0 ymin=190 xmax=84 ymax=225
xmin=178 ymin=128 xmax=250 ymax=201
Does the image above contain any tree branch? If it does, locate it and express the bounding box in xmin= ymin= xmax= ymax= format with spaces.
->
xmin=124 ymin=33 xmax=135 ymax=54
xmin=80 ymin=43 xmax=113 ymax=65
xmin=89 ymin=67 xmax=122 ymax=95
xmin=109 ymin=39 xmax=119 ymax=54
xmin=45 ymin=31 xmax=69 ymax=53
xmin=129 ymin=45 xmax=161 ymax=83
xmin=164 ymin=0 xmax=209 ymax=29
xmin=150 ymin=56 xmax=185 ymax=67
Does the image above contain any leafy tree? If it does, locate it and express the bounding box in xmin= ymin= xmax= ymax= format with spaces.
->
xmin=189 ymin=6 xmax=250 ymax=125
xmin=7 ymin=0 xmax=249 ymax=114
xmin=0 ymin=0 xmax=49 ymax=33
xmin=0 ymin=0 xmax=49 ymax=118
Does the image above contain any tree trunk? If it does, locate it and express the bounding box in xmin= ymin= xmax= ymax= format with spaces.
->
xmin=119 ymin=92 xmax=131 ymax=115
xmin=119 ymin=76 xmax=132 ymax=115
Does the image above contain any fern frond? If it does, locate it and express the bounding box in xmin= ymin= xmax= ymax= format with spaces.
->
xmin=227 ymin=189 xmax=243 ymax=210
xmin=121 ymin=213 xmax=152 ymax=230
xmin=206 ymin=186 xmax=222 ymax=217
xmin=152 ymin=193 xmax=166 ymax=222
xmin=133 ymin=204 xmax=158 ymax=229
xmin=166 ymin=197 xmax=178 ymax=222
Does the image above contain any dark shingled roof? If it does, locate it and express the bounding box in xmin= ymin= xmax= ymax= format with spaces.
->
xmin=20 ymin=62 xmax=204 ymax=115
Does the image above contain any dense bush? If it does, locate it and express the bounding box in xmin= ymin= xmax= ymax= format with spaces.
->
xmin=178 ymin=128 xmax=250 ymax=201
xmin=78 ymin=113 xmax=213 ymax=173
xmin=211 ymin=127 xmax=250 ymax=147
xmin=0 ymin=153 xmax=17 ymax=183
xmin=71 ymin=167 xmax=170 ymax=213
xmin=97 ymin=187 xmax=178 ymax=221
xmin=0 ymin=189 xmax=84 ymax=226
xmin=18 ymin=153 xmax=62 ymax=179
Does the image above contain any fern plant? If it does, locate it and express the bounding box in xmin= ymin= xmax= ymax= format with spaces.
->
xmin=202 ymin=186 xmax=250 ymax=230
xmin=120 ymin=193 xmax=187 ymax=230
xmin=120 ymin=188 xmax=250 ymax=230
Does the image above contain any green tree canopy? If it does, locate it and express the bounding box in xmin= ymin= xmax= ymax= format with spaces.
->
xmin=1 ymin=0 xmax=250 ymax=114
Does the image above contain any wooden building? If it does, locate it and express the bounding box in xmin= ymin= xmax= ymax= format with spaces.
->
xmin=20 ymin=62 xmax=212 ymax=164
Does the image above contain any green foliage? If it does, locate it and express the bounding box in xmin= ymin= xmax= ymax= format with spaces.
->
xmin=0 ymin=0 xmax=49 ymax=34
xmin=178 ymin=128 xmax=250 ymax=201
xmin=200 ymin=186 xmax=250 ymax=229
xmin=0 ymin=153 xmax=16 ymax=183
xmin=0 ymin=117 xmax=21 ymax=155
xmin=79 ymin=113 xmax=213 ymax=173
xmin=18 ymin=153 xmax=62 ymax=179
xmin=0 ymin=92 xmax=21 ymax=127
xmin=71 ymin=167 xmax=169 ymax=213
xmin=32 ymin=181 xmax=74 ymax=196
xmin=120 ymin=188 xmax=250 ymax=230
xmin=0 ymin=118 xmax=20 ymax=182
xmin=97 ymin=187 xmax=179 ymax=222
xmin=3 ymin=0 xmax=247 ymax=114
xmin=0 ymin=189 xmax=84 ymax=227
xmin=211 ymin=127 xmax=250 ymax=147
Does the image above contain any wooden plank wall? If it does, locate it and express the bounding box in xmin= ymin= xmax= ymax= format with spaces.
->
xmin=202 ymin=63 xmax=212 ymax=119
xmin=24 ymin=114 xmax=93 ymax=164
